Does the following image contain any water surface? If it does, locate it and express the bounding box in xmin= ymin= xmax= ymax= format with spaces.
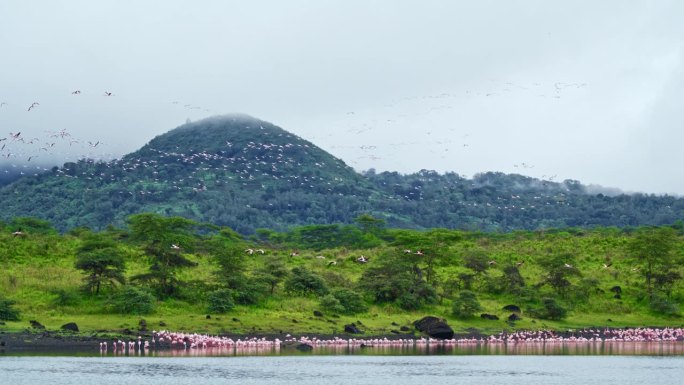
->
xmin=1 ymin=355 xmax=683 ymax=385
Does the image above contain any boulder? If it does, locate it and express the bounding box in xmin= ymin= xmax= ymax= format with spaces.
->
xmin=344 ymin=323 xmax=363 ymax=334
xmin=60 ymin=322 xmax=79 ymax=332
xmin=281 ymin=341 xmax=313 ymax=351
xmin=400 ymin=326 xmax=411 ymax=332
xmin=480 ymin=313 xmax=499 ymax=320
xmin=508 ymin=313 xmax=522 ymax=321
xmin=503 ymin=305 xmax=521 ymax=313
xmin=413 ymin=316 xmax=454 ymax=339
xmin=29 ymin=320 xmax=45 ymax=329
xmin=610 ymin=286 xmax=622 ymax=294
xmin=313 ymin=310 xmax=324 ymax=317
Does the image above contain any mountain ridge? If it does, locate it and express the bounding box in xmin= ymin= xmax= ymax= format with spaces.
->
xmin=0 ymin=114 xmax=682 ymax=233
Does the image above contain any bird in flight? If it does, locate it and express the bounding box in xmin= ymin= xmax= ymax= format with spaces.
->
xmin=103 ymin=91 xmax=113 ymax=96
xmin=71 ymin=90 xmax=81 ymax=95
xmin=88 ymin=141 xmax=100 ymax=148
xmin=27 ymin=102 xmax=39 ymax=111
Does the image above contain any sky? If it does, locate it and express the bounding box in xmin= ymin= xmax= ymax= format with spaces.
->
xmin=1 ymin=0 xmax=683 ymax=195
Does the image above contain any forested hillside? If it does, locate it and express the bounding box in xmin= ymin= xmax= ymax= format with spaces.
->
xmin=0 ymin=115 xmax=682 ymax=233
xmin=1 ymin=215 xmax=683 ymax=335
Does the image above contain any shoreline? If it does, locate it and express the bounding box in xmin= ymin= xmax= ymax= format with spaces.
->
xmin=3 ymin=327 xmax=684 ymax=355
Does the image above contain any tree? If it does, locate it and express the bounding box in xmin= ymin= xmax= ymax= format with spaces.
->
xmin=255 ymin=256 xmax=289 ymax=295
xmin=500 ymin=264 xmax=525 ymax=294
xmin=284 ymin=266 xmax=328 ymax=296
xmin=538 ymin=252 xmax=581 ymax=297
xmin=451 ymin=290 xmax=482 ymax=319
xmin=359 ymin=251 xmax=437 ymax=309
xmin=0 ymin=296 xmax=20 ymax=321
xmin=127 ymin=213 xmax=199 ymax=298
xmin=354 ymin=214 xmax=385 ymax=236
xmin=75 ymin=234 xmax=126 ymax=294
xmin=627 ymin=227 xmax=680 ymax=299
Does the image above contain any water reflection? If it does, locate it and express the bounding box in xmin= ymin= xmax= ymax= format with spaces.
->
xmin=99 ymin=341 xmax=684 ymax=357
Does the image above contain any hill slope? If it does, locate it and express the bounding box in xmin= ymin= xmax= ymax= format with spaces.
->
xmin=0 ymin=114 xmax=682 ymax=233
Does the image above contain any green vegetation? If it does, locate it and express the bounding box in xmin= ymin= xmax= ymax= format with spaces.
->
xmin=1 ymin=213 xmax=684 ymax=336
xmin=1 ymin=115 xmax=683 ymax=235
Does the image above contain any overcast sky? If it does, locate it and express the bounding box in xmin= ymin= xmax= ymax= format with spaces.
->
xmin=1 ymin=0 xmax=682 ymax=194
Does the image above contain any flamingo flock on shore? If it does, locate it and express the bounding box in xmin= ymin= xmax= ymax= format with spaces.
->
xmin=99 ymin=327 xmax=684 ymax=353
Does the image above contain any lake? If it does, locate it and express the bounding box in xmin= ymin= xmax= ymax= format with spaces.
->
xmin=2 ymin=343 xmax=684 ymax=385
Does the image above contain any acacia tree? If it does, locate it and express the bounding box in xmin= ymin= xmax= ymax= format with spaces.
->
xmin=627 ymin=227 xmax=680 ymax=299
xmin=75 ymin=234 xmax=126 ymax=294
xmin=128 ymin=213 xmax=199 ymax=298
xmin=538 ymin=252 xmax=581 ymax=297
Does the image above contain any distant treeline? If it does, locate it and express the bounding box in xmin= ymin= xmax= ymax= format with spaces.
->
xmin=0 ymin=116 xmax=682 ymax=234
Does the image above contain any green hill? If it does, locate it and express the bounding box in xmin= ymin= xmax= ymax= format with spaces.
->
xmin=0 ymin=114 xmax=682 ymax=233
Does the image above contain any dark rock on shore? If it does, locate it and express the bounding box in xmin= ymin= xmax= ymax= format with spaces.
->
xmin=480 ymin=313 xmax=499 ymax=320
xmin=344 ymin=323 xmax=363 ymax=334
xmin=508 ymin=313 xmax=522 ymax=321
xmin=400 ymin=326 xmax=411 ymax=332
xmin=413 ymin=316 xmax=454 ymax=339
xmin=30 ymin=320 xmax=45 ymax=329
xmin=503 ymin=305 xmax=521 ymax=313
xmin=61 ymin=322 xmax=79 ymax=332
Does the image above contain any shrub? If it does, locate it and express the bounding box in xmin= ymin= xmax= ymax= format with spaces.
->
xmin=451 ymin=290 xmax=482 ymax=319
xmin=332 ymin=289 xmax=368 ymax=314
xmin=649 ymin=296 xmax=680 ymax=316
xmin=529 ymin=297 xmax=568 ymax=320
xmin=0 ymin=296 xmax=20 ymax=321
xmin=398 ymin=293 xmax=423 ymax=311
xmin=284 ymin=267 xmax=328 ymax=296
xmin=320 ymin=294 xmax=345 ymax=314
xmin=108 ymin=286 xmax=155 ymax=315
xmin=207 ymin=289 xmax=236 ymax=313
xmin=51 ymin=289 xmax=81 ymax=306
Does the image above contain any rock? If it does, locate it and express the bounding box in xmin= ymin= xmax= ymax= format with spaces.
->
xmin=390 ymin=330 xmax=400 ymax=334
xmin=159 ymin=321 xmax=167 ymax=327
xmin=413 ymin=316 xmax=454 ymax=339
xmin=60 ymin=322 xmax=79 ymax=332
xmin=392 ymin=322 xmax=399 ymax=326
xmin=29 ymin=320 xmax=45 ymax=329
xmin=138 ymin=319 xmax=147 ymax=331
xmin=232 ymin=318 xmax=240 ymax=322
xmin=281 ymin=341 xmax=313 ymax=351
xmin=610 ymin=286 xmax=622 ymax=294
xmin=508 ymin=313 xmax=522 ymax=321
xmin=292 ymin=319 xmax=298 ymax=323
xmin=206 ymin=314 xmax=211 ymax=319
xmin=480 ymin=313 xmax=499 ymax=320
xmin=503 ymin=305 xmax=521 ymax=313
xmin=344 ymin=323 xmax=363 ymax=334
xmin=313 ymin=310 xmax=324 ymax=317
xmin=400 ymin=326 xmax=411 ymax=332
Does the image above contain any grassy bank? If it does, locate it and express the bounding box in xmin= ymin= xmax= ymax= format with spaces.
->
xmin=1 ymin=217 xmax=684 ymax=336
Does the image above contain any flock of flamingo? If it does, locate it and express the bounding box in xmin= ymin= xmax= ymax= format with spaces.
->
xmin=98 ymin=327 xmax=684 ymax=355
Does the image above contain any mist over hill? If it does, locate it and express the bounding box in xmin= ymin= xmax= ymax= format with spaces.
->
xmin=0 ymin=115 xmax=682 ymax=233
